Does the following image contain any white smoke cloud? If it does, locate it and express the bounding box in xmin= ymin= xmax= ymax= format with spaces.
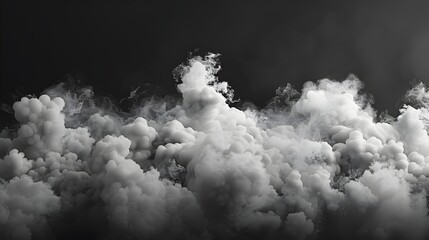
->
xmin=0 ymin=175 xmax=60 ymax=240
xmin=0 ymin=54 xmax=429 ymax=239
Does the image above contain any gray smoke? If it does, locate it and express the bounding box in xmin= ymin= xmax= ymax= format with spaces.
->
xmin=1 ymin=54 xmax=429 ymax=240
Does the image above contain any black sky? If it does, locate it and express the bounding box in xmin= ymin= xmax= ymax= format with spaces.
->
xmin=2 ymin=0 xmax=429 ymax=120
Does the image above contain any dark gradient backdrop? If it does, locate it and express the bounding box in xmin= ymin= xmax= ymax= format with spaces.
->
xmin=2 ymin=0 xmax=429 ymax=124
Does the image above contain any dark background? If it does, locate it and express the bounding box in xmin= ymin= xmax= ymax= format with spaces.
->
xmin=2 ymin=0 xmax=429 ymax=123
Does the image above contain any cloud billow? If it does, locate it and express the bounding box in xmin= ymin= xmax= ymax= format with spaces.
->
xmin=0 ymin=54 xmax=429 ymax=240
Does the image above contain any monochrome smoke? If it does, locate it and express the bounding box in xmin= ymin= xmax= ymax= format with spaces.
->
xmin=1 ymin=54 xmax=428 ymax=240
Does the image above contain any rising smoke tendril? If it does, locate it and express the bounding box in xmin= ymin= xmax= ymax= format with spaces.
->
xmin=1 ymin=54 xmax=429 ymax=240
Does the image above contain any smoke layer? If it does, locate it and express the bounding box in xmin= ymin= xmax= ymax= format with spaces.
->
xmin=1 ymin=54 xmax=429 ymax=240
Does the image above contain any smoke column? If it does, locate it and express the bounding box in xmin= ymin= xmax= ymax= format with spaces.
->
xmin=1 ymin=54 xmax=429 ymax=240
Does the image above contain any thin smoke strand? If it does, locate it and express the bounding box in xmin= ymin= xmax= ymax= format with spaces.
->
xmin=0 ymin=54 xmax=429 ymax=240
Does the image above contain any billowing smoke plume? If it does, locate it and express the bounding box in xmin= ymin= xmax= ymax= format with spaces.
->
xmin=1 ymin=54 xmax=429 ymax=240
